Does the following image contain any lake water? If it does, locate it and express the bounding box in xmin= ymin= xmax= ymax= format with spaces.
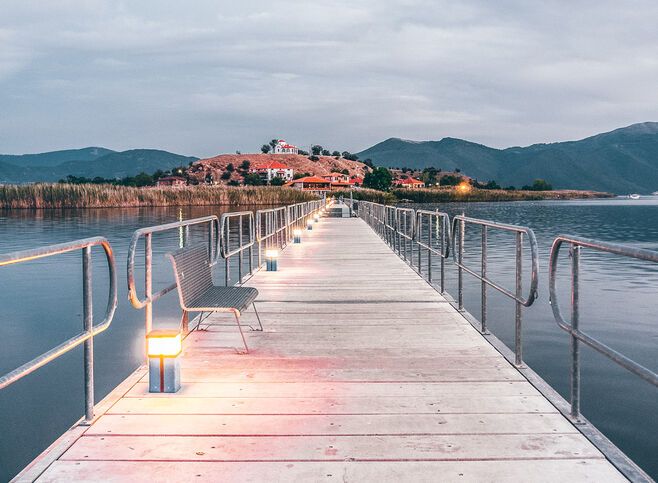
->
xmin=1 ymin=199 xmax=657 ymax=480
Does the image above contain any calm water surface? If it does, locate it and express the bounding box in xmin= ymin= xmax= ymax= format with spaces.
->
xmin=1 ymin=199 xmax=657 ymax=480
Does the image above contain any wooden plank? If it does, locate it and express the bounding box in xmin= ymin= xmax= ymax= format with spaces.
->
xmin=37 ymin=460 xmax=628 ymax=483
xmin=86 ymin=413 xmax=578 ymax=436
xmin=59 ymin=434 xmax=605 ymax=461
xmin=108 ymin=395 xmax=557 ymax=415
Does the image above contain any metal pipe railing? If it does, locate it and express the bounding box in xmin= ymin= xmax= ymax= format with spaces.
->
xmin=415 ymin=209 xmax=451 ymax=293
xmin=220 ymin=211 xmax=255 ymax=286
xmin=549 ymin=235 xmax=658 ymax=421
xmin=0 ymin=237 xmax=117 ymax=424
xmin=451 ymin=215 xmax=539 ymax=366
xmin=127 ymin=215 xmax=219 ymax=346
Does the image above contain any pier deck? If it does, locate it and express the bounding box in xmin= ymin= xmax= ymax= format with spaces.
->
xmin=27 ymin=215 xmax=626 ymax=482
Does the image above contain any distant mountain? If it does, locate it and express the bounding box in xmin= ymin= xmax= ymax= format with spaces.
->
xmin=0 ymin=148 xmax=198 ymax=183
xmin=0 ymin=147 xmax=114 ymax=167
xmin=357 ymin=122 xmax=658 ymax=193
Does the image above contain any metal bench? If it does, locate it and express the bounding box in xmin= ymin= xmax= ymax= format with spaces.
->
xmin=166 ymin=244 xmax=262 ymax=353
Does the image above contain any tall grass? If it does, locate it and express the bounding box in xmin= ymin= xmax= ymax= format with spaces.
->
xmin=0 ymin=184 xmax=318 ymax=209
xmin=332 ymin=188 xmax=397 ymax=204
xmin=392 ymin=187 xmax=613 ymax=203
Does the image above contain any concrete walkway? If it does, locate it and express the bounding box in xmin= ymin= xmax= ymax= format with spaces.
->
xmin=27 ymin=216 xmax=626 ymax=482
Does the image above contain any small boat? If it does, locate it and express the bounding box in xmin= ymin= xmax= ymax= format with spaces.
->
xmin=652 ymin=191 xmax=658 ymax=196
xmin=629 ymin=194 xmax=641 ymax=200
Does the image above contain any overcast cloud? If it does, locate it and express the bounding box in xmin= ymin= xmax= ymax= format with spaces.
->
xmin=1 ymin=0 xmax=657 ymax=157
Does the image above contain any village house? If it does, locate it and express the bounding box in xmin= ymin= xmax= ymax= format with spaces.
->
xmin=350 ymin=176 xmax=364 ymax=187
xmin=155 ymin=176 xmax=186 ymax=187
xmin=273 ymin=139 xmax=299 ymax=154
xmin=251 ymin=161 xmax=294 ymax=182
xmin=323 ymin=172 xmax=351 ymax=184
xmin=393 ymin=177 xmax=425 ymax=189
xmin=286 ymin=176 xmax=331 ymax=193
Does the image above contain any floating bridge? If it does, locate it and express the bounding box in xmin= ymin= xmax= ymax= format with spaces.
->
xmin=2 ymin=200 xmax=656 ymax=482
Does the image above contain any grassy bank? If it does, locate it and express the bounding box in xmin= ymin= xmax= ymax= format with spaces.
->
xmin=0 ymin=183 xmax=318 ymax=209
xmin=335 ymin=186 xmax=614 ymax=204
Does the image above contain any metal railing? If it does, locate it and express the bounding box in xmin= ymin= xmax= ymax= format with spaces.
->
xmin=549 ymin=235 xmax=658 ymax=420
xmin=415 ymin=209 xmax=451 ymax=292
xmin=127 ymin=215 xmax=219 ymax=342
xmin=220 ymin=211 xmax=255 ymax=285
xmin=452 ymin=215 xmax=539 ymax=366
xmin=255 ymin=206 xmax=288 ymax=266
xmin=355 ymin=202 xmax=539 ymax=366
xmin=0 ymin=237 xmax=117 ymax=423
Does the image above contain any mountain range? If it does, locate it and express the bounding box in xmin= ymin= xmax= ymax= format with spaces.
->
xmin=0 ymin=148 xmax=198 ymax=183
xmin=356 ymin=122 xmax=658 ymax=193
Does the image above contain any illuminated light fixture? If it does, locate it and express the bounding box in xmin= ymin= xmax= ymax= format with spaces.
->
xmin=456 ymin=181 xmax=472 ymax=195
xmin=293 ymin=229 xmax=302 ymax=244
xmin=307 ymin=218 xmax=313 ymax=230
xmin=147 ymin=329 xmax=182 ymax=393
xmin=314 ymin=213 xmax=320 ymax=222
xmin=265 ymin=249 xmax=279 ymax=271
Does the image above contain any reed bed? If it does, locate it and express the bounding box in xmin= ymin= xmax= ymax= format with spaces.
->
xmin=392 ymin=187 xmax=613 ymax=203
xmin=332 ymin=188 xmax=397 ymax=204
xmin=0 ymin=184 xmax=318 ymax=209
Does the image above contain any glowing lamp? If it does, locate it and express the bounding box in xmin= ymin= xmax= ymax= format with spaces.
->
xmin=293 ymin=229 xmax=302 ymax=244
xmin=147 ymin=329 xmax=181 ymax=393
xmin=307 ymin=218 xmax=313 ymax=230
xmin=266 ymin=249 xmax=279 ymax=271
xmin=457 ymin=181 xmax=472 ymax=194
xmin=314 ymin=213 xmax=320 ymax=222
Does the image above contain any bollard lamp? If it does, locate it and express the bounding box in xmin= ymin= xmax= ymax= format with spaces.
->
xmin=147 ymin=329 xmax=182 ymax=393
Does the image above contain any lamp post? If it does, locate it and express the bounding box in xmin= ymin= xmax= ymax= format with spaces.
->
xmin=293 ymin=229 xmax=302 ymax=244
xmin=147 ymin=329 xmax=182 ymax=393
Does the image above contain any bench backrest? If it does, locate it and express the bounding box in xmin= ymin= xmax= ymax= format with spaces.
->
xmin=166 ymin=244 xmax=213 ymax=305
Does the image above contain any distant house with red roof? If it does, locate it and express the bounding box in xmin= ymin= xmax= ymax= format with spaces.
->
xmin=286 ymin=176 xmax=331 ymax=193
xmin=393 ymin=177 xmax=425 ymax=189
xmin=156 ymin=176 xmax=186 ymax=187
xmin=273 ymin=139 xmax=299 ymax=155
xmin=323 ymin=172 xmax=351 ymax=184
xmin=351 ymin=176 xmax=364 ymax=187
xmin=251 ymin=160 xmax=294 ymax=182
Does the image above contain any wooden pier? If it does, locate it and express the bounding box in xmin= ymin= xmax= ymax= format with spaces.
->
xmin=22 ymin=212 xmax=627 ymax=481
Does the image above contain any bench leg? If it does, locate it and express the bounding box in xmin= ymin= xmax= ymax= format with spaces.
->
xmin=181 ymin=310 xmax=189 ymax=334
xmin=233 ymin=312 xmax=249 ymax=354
xmin=252 ymin=303 xmax=263 ymax=331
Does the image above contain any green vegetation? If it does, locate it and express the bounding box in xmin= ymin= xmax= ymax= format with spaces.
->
xmin=332 ymin=188 xmax=397 ymax=204
xmin=0 ymin=184 xmax=317 ymax=209
xmin=522 ymin=179 xmax=553 ymax=191
xmin=363 ymin=167 xmax=393 ymax=190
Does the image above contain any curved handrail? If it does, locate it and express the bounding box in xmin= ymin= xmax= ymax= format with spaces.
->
xmin=451 ymin=214 xmax=539 ymax=306
xmin=220 ymin=211 xmax=255 ymax=258
xmin=549 ymin=235 xmax=658 ymax=388
xmin=127 ymin=215 xmax=218 ymax=309
xmin=0 ymin=237 xmax=117 ymax=423
xmin=415 ymin=209 xmax=451 ymax=258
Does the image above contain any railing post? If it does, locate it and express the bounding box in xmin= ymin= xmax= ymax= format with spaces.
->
xmin=224 ymin=220 xmax=230 ymax=286
xmin=144 ymin=233 xmax=153 ymax=360
xmin=82 ymin=246 xmax=94 ymax=424
xmin=481 ymin=226 xmax=488 ymax=334
xmin=515 ymin=231 xmax=523 ymax=366
xmin=570 ymin=244 xmax=581 ymax=420
xmin=440 ymin=216 xmax=445 ymax=293
xmin=418 ymin=215 xmax=422 ymax=275
xmin=458 ymin=218 xmax=465 ymax=311
xmin=427 ymin=215 xmax=432 ymax=282
xmin=238 ymin=216 xmax=243 ymax=284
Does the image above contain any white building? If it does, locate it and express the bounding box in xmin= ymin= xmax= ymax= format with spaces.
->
xmin=251 ymin=161 xmax=294 ymax=181
xmin=273 ymin=139 xmax=299 ymax=154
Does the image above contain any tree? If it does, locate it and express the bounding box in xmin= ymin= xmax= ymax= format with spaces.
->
xmin=221 ymin=171 xmax=232 ymax=180
xmin=240 ymin=160 xmax=251 ymax=171
xmin=439 ymin=175 xmax=462 ymax=186
xmin=261 ymin=144 xmax=271 ymax=154
xmin=455 ymin=168 xmax=461 ymax=173
xmin=133 ymin=172 xmax=154 ymax=187
xmin=269 ymin=139 xmax=278 ymax=150
xmin=226 ymin=163 xmax=235 ymax=172
xmin=341 ymin=169 xmax=350 ymax=175
xmin=363 ymin=158 xmax=374 ymax=168
xmin=298 ymin=149 xmax=309 ymax=156
xmin=293 ymin=172 xmax=311 ymax=179
xmin=321 ymin=149 xmax=330 ymax=156
xmin=308 ymin=155 xmax=319 ymax=161
xmin=270 ymin=176 xmax=285 ymax=186
xmin=522 ymin=179 xmax=553 ymax=191
xmin=228 ymin=180 xmax=240 ymax=186
xmin=243 ymin=173 xmax=264 ymax=186
xmin=363 ymin=167 xmax=392 ymax=191
xmin=332 ymin=151 xmax=341 ymax=157
xmin=311 ymin=145 xmax=323 ymax=155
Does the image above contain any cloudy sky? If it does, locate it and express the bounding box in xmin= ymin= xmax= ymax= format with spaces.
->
xmin=1 ymin=0 xmax=657 ymax=157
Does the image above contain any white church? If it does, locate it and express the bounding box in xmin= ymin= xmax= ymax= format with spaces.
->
xmin=273 ymin=139 xmax=299 ymax=155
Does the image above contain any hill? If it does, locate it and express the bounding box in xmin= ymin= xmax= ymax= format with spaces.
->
xmin=0 ymin=148 xmax=198 ymax=183
xmin=357 ymin=122 xmax=658 ymax=193
xmin=188 ymin=153 xmax=368 ymax=184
